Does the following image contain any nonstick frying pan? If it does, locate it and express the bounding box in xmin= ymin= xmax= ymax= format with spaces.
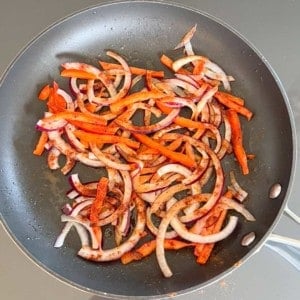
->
xmin=0 ymin=0 xmax=296 ymax=298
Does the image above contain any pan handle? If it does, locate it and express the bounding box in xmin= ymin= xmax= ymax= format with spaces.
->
xmin=264 ymin=205 xmax=300 ymax=271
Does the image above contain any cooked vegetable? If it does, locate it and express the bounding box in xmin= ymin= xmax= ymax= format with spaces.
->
xmin=33 ymin=25 xmax=255 ymax=278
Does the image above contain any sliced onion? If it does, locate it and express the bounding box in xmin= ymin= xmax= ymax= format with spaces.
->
xmin=97 ymin=170 xmax=132 ymax=226
xmin=61 ymin=156 xmax=76 ymax=175
xmin=60 ymin=214 xmax=99 ymax=249
xmin=75 ymin=152 xmax=105 ymax=167
xmin=133 ymin=173 xmax=181 ymax=194
xmin=174 ymin=73 xmax=199 ymax=88
xmin=172 ymin=55 xmax=207 ymax=73
xmin=219 ymin=197 xmax=255 ymax=221
xmin=163 ymin=78 xmax=201 ymax=97
xmin=229 ymin=171 xmax=248 ymax=202
xmin=68 ymin=173 xmax=98 ymax=197
xmin=36 ymin=118 xmax=67 ymax=131
xmin=205 ymin=60 xmax=231 ymax=91
xmin=78 ymin=195 xmax=145 ymax=261
xmin=90 ymin=143 xmax=135 ymax=171
xmin=118 ymin=110 xmax=179 ymax=134
xmin=195 ymin=86 xmax=218 ymax=120
xmin=174 ymin=24 xmax=197 ymax=50
xmin=150 ymin=183 xmax=189 ymax=215
xmin=61 ymin=62 xmax=101 ymax=77
xmin=156 ymin=194 xmax=238 ymax=277
xmin=69 ymin=77 xmax=80 ymax=95
xmin=146 ymin=207 xmax=178 ymax=239
xmin=47 ymin=147 xmax=60 ymax=170
xmin=57 ymin=88 xmax=75 ymax=111
xmin=170 ymin=215 xmax=238 ymax=243
xmin=64 ymin=124 xmax=87 ymax=152
xmin=47 ymin=130 xmax=77 ymax=158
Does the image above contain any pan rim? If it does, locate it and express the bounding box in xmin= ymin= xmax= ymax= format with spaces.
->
xmin=0 ymin=0 xmax=297 ymax=299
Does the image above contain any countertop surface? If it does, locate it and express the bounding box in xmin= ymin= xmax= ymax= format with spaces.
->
xmin=1 ymin=1 xmax=300 ymax=299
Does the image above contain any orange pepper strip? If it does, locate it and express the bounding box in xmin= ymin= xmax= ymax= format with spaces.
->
xmin=121 ymin=239 xmax=194 ymax=264
xmin=98 ymin=61 xmax=165 ymax=78
xmin=38 ymin=84 xmax=51 ymax=101
xmin=194 ymin=190 xmax=232 ymax=264
xmin=160 ymin=54 xmax=191 ymax=75
xmin=226 ymin=109 xmax=249 ymax=175
xmin=60 ymin=69 xmax=98 ymax=80
xmin=33 ymin=131 xmax=48 ymax=156
xmin=74 ymin=130 xmax=140 ymax=150
xmin=214 ymin=92 xmax=253 ymax=120
xmin=41 ymin=111 xmax=107 ymax=126
xmin=67 ymin=119 xmax=118 ymax=135
xmin=132 ymin=133 xmax=196 ymax=168
xmin=110 ymin=90 xmax=166 ymax=114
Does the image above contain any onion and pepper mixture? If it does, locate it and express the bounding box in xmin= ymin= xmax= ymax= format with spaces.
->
xmin=33 ymin=25 xmax=255 ymax=277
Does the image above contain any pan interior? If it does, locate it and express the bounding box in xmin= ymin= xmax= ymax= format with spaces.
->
xmin=0 ymin=1 xmax=294 ymax=298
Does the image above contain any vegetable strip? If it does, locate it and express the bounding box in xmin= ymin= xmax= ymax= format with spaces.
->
xmin=133 ymin=133 xmax=196 ymax=168
xmin=226 ymin=109 xmax=250 ymax=175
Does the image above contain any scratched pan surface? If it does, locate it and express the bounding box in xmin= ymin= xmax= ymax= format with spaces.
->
xmin=0 ymin=0 xmax=295 ymax=298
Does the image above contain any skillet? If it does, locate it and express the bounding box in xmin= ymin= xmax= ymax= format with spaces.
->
xmin=0 ymin=0 xmax=296 ymax=298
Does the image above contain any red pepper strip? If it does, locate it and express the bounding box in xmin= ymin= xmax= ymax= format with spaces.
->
xmin=60 ymin=69 xmax=98 ymax=80
xmin=85 ymin=103 xmax=98 ymax=113
xmin=74 ymin=130 xmax=140 ymax=150
xmin=120 ymin=239 xmax=194 ymax=264
xmin=89 ymin=177 xmax=109 ymax=225
xmin=194 ymin=190 xmax=232 ymax=264
xmin=160 ymin=54 xmax=191 ymax=75
xmin=146 ymin=70 xmax=161 ymax=92
xmin=215 ymin=91 xmax=244 ymax=106
xmin=226 ymin=109 xmax=249 ymax=175
xmin=41 ymin=111 xmax=107 ymax=126
xmin=47 ymin=82 xmax=66 ymax=113
xmin=33 ymin=131 xmax=48 ymax=156
xmin=214 ymin=92 xmax=253 ymax=120
xmin=38 ymin=84 xmax=51 ymax=101
xmin=110 ymin=90 xmax=166 ymax=114
xmin=132 ymin=133 xmax=196 ymax=168
xmin=67 ymin=119 xmax=118 ymax=135
xmin=138 ymin=138 xmax=183 ymax=157
xmin=195 ymin=210 xmax=227 ymax=263
xmin=98 ymin=61 xmax=165 ymax=78
xmin=193 ymin=60 xmax=206 ymax=75
xmin=89 ymin=177 xmax=109 ymax=248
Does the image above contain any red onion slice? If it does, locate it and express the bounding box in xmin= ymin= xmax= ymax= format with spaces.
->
xmin=36 ymin=118 xmax=67 ymax=131
xmin=57 ymin=88 xmax=75 ymax=111
xmin=64 ymin=123 xmax=86 ymax=152
xmin=90 ymin=143 xmax=135 ymax=171
xmin=61 ymin=62 xmax=101 ymax=77
xmin=174 ymin=24 xmax=197 ymax=50
xmin=77 ymin=196 xmax=145 ymax=261
xmin=115 ymin=108 xmax=179 ymax=134
xmin=156 ymin=193 xmax=238 ymax=277
xmin=229 ymin=171 xmax=248 ymax=202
